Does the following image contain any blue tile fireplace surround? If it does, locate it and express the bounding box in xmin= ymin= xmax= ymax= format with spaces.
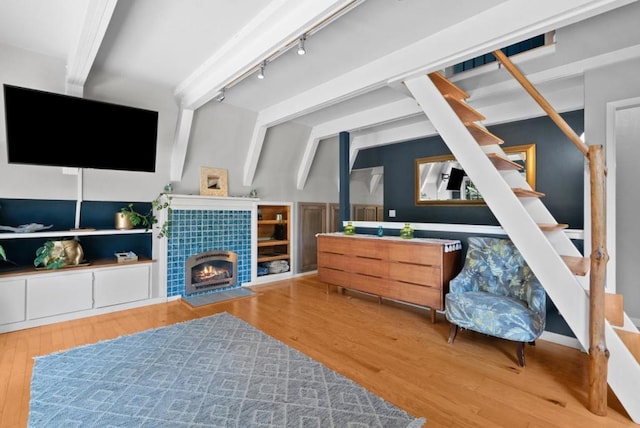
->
xmin=165 ymin=200 xmax=253 ymax=298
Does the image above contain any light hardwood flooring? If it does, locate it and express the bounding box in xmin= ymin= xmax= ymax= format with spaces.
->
xmin=0 ymin=275 xmax=635 ymax=427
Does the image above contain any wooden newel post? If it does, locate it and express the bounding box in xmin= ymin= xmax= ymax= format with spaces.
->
xmin=588 ymin=144 xmax=610 ymax=416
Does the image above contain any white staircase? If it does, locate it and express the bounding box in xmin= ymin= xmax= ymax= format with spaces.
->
xmin=404 ymin=72 xmax=640 ymax=423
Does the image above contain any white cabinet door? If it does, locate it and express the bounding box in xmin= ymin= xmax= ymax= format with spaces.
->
xmin=0 ymin=278 xmax=26 ymax=324
xmin=27 ymin=271 xmax=93 ymax=319
xmin=94 ymin=264 xmax=150 ymax=308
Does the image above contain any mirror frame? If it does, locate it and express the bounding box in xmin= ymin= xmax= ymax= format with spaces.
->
xmin=414 ymin=144 xmax=536 ymax=206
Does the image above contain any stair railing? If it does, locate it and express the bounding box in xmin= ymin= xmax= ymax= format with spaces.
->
xmin=493 ymin=49 xmax=610 ymax=416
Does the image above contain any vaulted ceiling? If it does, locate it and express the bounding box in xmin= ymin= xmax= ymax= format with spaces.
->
xmin=1 ymin=0 xmax=638 ymax=188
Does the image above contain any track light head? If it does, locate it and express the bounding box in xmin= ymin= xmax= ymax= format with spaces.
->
xmin=257 ymin=61 xmax=266 ymax=79
xmin=297 ymin=34 xmax=306 ymax=55
xmin=216 ymin=88 xmax=226 ymax=102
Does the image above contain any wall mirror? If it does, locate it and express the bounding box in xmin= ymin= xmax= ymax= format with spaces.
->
xmin=415 ymin=144 xmax=536 ymax=205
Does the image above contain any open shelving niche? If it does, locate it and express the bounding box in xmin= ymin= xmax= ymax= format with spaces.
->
xmin=255 ymin=203 xmax=293 ymax=281
xmin=0 ymin=227 xmax=155 ymax=273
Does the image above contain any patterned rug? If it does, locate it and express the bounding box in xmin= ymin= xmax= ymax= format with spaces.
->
xmin=29 ymin=312 xmax=426 ymax=427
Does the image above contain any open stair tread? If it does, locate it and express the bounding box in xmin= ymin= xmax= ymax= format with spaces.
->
xmin=513 ymin=188 xmax=545 ymax=198
xmin=466 ymin=123 xmax=504 ymax=146
xmin=487 ymin=152 xmax=523 ymax=170
xmin=614 ymin=328 xmax=640 ymax=365
xmin=537 ymin=223 xmax=569 ymax=231
xmin=428 ymin=72 xmax=469 ymax=100
xmin=444 ymin=95 xmax=485 ymax=123
xmin=560 ymin=255 xmax=590 ymax=276
xmin=604 ymin=293 xmax=624 ymax=327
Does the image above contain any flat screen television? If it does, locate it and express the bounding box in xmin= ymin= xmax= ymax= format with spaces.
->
xmin=3 ymin=84 xmax=158 ymax=172
xmin=446 ymin=167 xmax=465 ymax=191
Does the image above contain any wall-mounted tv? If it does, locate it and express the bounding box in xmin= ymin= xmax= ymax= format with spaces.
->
xmin=3 ymin=84 xmax=158 ymax=172
xmin=446 ymin=167 xmax=465 ymax=190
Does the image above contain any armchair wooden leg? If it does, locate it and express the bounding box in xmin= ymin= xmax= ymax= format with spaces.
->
xmin=448 ymin=323 xmax=459 ymax=344
xmin=516 ymin=342 xmax=526 ymax=367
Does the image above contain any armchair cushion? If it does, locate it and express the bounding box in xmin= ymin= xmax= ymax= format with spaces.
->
xmin=445 ymin=237 xmax=546 ymax=343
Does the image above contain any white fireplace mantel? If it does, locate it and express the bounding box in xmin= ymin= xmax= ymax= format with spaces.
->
xmin=168 ymin=194 xmax=259 ymax=210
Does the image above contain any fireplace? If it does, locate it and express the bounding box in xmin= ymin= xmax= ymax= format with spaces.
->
xmin=185 ymin=250 xmax=237 ymax=295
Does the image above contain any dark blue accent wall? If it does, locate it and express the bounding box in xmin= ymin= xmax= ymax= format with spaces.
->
xmin=353 ymin=110 xmax=585 ymax=229
xmin=0 ymin=199 xmax=153 ymax=267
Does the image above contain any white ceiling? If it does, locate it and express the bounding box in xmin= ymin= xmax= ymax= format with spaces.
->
xmin=0 ymin=0 xmax=638 ymax=185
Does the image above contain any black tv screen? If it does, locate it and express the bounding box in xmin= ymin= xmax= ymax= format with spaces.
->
xmin=446 ymin=167 xmax=465 ymax=190
xmin=3 ymin=84 xmax=158 ymax=172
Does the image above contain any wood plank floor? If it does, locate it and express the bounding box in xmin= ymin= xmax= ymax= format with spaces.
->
xmin=0 ymin=275 xmax=635 ymax=427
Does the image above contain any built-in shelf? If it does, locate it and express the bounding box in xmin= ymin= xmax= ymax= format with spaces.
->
xmin=258 ymin=254 xmax=290 ymax=263
xmin=0 ymin=228 xmax=151 ymax=240
xmin=258 ymin=220 xmax=288 ymax=225
xmin=257 ymin=203 xmax=291 ymax=275
xmin=0 ymin=257 xmax=155 ymax=278
xmin=257 ymin=239 xmax=289 ymax=247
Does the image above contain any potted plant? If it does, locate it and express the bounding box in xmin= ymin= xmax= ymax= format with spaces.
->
xmin=0 ymin=244 xmax=6 ymax=261
xmin=34 ymin=239 xmax=84 ymax=269
xmin=117 ymin=193 xmax=172 ymax=238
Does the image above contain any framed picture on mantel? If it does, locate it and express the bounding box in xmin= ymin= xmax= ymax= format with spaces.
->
xmin=200 ymin=167 xmax=228 ymax=197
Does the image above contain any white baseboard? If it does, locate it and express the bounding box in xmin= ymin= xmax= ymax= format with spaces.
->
xmin=540 ymin=330 xmax=584 ymax=351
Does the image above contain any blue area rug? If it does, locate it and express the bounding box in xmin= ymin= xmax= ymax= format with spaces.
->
xmin=29 ymin=312 xmax=426 ymax=427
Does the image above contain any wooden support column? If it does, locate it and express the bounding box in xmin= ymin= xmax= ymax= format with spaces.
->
xmin=588 ymin=144 xmax=609 ymax=416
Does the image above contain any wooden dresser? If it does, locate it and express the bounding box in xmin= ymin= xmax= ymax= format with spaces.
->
xmin=317 ymin=233 xmax=462 ymax=322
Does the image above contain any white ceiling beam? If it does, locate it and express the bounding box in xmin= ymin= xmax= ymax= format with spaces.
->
xmin=467 ymin=43 xmax=640 ymax=102
xmin=296 ymin=131 xmax=322 ymax=190
xmin=175 ymin=0 xmax=361 ymax=110
xmin=65 ymin=0 xmax=118 ymax=96
xmin=350 ymin=121 xmax=438 ymax=171
xmin=369 ymin=166 xmax=383 ymax=194
xmin=296 ymin=98 xmax=422 ymax=189
xmin=169 ymin=108 xmax=194 ymax=181
xmin=244 ymin=0 xmax=631 ymax=186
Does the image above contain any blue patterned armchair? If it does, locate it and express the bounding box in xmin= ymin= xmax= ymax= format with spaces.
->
xmin=445 ymin=237 xmax=546 ymax=366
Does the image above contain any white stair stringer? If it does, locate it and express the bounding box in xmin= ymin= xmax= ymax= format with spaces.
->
xmin=404 ymin=74 xmax=640 ymax=423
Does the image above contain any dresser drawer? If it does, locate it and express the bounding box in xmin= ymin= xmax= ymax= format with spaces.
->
xmin=351 ymin=238 xmax=388 ymax=259
xmin=389 ymin=263 xmax=441 ymax=287
xmin=318 ymin=251 xmax=351 ymax=271
xmin=351 ymin=256 xmax=387 ymax=277
xmin=349 ymin=273 xmax=391 ymax=296
xmin=388 ymin=241 xmax=441 ymax=265
xmin=390 ymin=281 xmax=443 ymax=309
xmin=318 ymin=267 xmax=351 ymax=287
xmin=318 ymin=236 xmax=351 ymax=254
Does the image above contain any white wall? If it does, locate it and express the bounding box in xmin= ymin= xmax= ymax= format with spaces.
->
xmin=585 ymin=56 xmax=640 ymax=321
xmin=0 ymin=44 xmax=178 ymax=203
xmin=615 ymin=106 xmax=640 ymax=324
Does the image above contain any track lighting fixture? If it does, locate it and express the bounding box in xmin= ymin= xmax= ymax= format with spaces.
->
xmin=257 ymin=61 xmax=266 ymax=79
xmin=297 ymin=34 xmax=306 ymax=55
xmin=216 ymin=88 xmax=225 ymax=102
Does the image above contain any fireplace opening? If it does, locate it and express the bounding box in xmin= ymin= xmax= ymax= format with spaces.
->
xmin=185 ymin=250 xmax=237 ymax=295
